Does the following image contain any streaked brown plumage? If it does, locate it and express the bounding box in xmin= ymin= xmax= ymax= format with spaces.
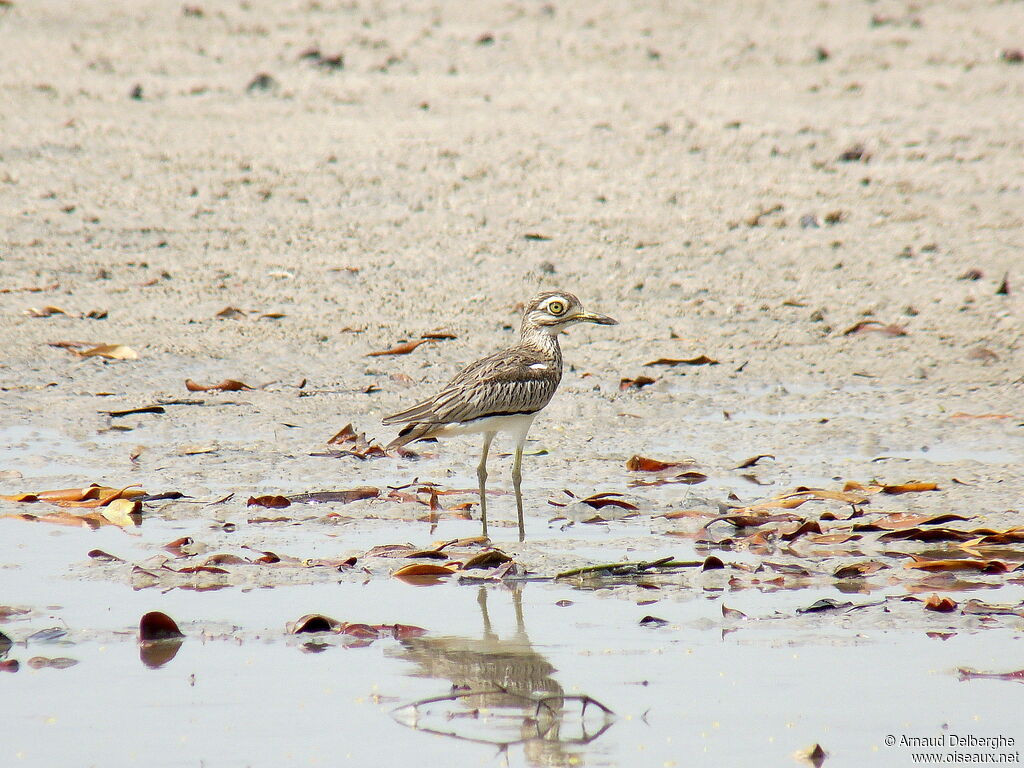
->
xmin=383 ymin=291 xmax=617 ymax=540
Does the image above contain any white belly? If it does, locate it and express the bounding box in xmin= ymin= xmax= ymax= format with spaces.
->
xmin=436 ymin=412 xmax=537 ymax=442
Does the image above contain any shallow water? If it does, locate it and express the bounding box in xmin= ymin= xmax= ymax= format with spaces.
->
xmin=3 ymin=375 xmax=1024 ymax=768
xmin=0 ymin=425 xmax=99 ymax=478
xmin=3 ymin=517 xmax=1024 ymax=768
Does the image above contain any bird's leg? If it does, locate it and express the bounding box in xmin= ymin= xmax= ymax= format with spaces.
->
xmin=477 ymin=587 xmax=494 ymax=638
xmin=478 ymin=432 xmax=495 ymax=539
xmin=512 ymin=440 xmax=525 ymax=542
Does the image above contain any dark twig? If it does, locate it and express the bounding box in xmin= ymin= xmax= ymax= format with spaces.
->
xmin=555 ymin=556 xmax=702 ymax=579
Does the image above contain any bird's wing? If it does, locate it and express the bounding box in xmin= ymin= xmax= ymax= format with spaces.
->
xmin=382 ymin=348 xmax=560 ymax=426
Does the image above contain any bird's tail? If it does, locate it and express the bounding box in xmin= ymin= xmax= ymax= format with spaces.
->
xmin=386 ymin=422 xmax=437 ymax=451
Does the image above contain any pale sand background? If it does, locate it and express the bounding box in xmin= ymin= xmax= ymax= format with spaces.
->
xmin=1 ymin=0 xmax=1022 ymax=545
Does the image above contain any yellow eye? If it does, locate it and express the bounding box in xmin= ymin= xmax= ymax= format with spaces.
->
xmin=547 ymin=300 xmax=565 ymax=316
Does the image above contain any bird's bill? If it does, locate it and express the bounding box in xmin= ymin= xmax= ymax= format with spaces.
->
xmin=574 ymin=311 xmax=618 ymax=325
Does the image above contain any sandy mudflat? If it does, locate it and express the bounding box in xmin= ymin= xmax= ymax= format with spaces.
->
xmin=0 ymin=0 xmax=1021 ymax=565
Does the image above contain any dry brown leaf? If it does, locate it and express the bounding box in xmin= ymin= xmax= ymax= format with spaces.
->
xmin=788 ymin=486 xmax=871 ymax=503
xmin=778 ymin=520 xmax=823 ymax=541
xmin=287 ymin=614 xmax=344 ymax=634
xmin=246 ymin=495 xmax=291 ymax=509
xmin=175 ymin=564 xmax=229 ymax=574
xmin=662 ymin=509 xmax=713 ymax=520
xmin=819 ymin=507 xmax=864 ymax=521
xmin=75 ymin=343 xmax=139 ymax=360
xmin=833 ymin=561 xmax=887 ymax=579
xmin=363 ymin=543 xmax=419 ymax=557
xmin=706 ymin=512 xmax=803 ymax=528
xmin=403 ymin=548 xmax=450 ymax=560
xmin=88 ymin=549 xmax=124 ymax=562
xmin=185 ymin=378 xmax=254 ymax=392
xmin=735 ymin=454 xmax=775 ymax=469
xmin=288 ymin=488 xmax=379 ymax=504
xmin=377 ymin=623 xmax=428 ymax=640
xmin=905 ymin=557 xmax=1011 ymax=574
xmin=24 ymin=484 xmax=130 ymax=503
xmin=625 ymin=455 xmax=693 ymax=472
xmin=327 ymin=424 xmax=358 ymax=444
xmin=731 ymin=488 xmax=865 ymax=516
xmin=578 ymin=492 xmax=639 ymax=511
xmin=961 ymin=599 xmax=1024 ymax=617
xmin=883 ymin=481 xmax=939 ymax=495
xmin=339 ymin=623 xmax=381 ymax=640
xmin=873 ymin=512 xmax=971 ymax=530
xmin=24 ymin=306 xmax=67 ymax=318
xmin=841 ymin=320 xmax=907 ymax=337
xmin=629 ymin=471 xmax=708 ymax=488
xmin=316 ymin=425 xmax=400 ymax=460
xmin=721 ymin=604 xmax=748 ymax=620
xmin=54 ymin=484 xmax=144 ymax=508
xmin=843 ymin=480 xmax=938 ymax=495
xmin=619 ymin=375 xmax=656 ymax=391
xmin=1 ymin=282 xmax=58 ymax=294
xmin=644 ymin=355 xmax=719 ymax=367
xmin=807 ymin=532 xmax=862 ymax=545
xmin=139 ymin=611 xmax=184 ymax=641
xmin=447 ymin=536 xmax=490 ymax=547
xmin=366 ymin=338 xmax=435 ymax=357
xmin=163 ymin=537 xmax=195 ymax=556
xmin=199 ymin=554 xmax=246 ymax=566
xmin=963 ymin=528 xmax=1024 ymax=546
xmin=178 ymin=443 xmax=217 ymax=456
xmin=99 ymin=498 xmax=141 ymax=527
xmin=392 ymin=563 xmax=457 ymax=580
xmin=924 ymin=594 xmax=958 ymax=613
xmin=462 ymin=550 xmax=513 ymax=570
xmin=0 ymin=492 xmax=40 ymax=502
xmin=878 ymin=527 xmax=977 ymax=543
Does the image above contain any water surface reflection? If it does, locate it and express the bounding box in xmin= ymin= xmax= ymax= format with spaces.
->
xmin=391 ymin=586 xmax=615 ymax=764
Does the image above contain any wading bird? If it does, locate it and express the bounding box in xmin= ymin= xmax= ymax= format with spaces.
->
xmin=384 ymin=291 xmax=617 ymax=540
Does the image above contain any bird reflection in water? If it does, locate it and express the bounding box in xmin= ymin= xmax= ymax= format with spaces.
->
xmin=389 ymin=586 xmax=614 ymax=765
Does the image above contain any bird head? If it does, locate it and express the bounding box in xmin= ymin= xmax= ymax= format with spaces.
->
xmin=522 ymin=291 xmax=617 ymax=336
